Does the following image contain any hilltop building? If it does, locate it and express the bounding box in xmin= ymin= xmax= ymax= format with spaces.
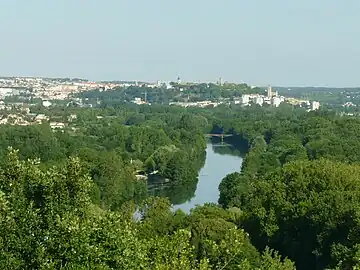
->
xmin=267 ymin=85 xmax=272 ymax=98
xmin=272 ymin=96 xmax=282 ymax=107
xmin=241 ymin=94 xmax=250 ymax=104
xmin=254 ymin=96 xmax=264 ymax=106
xmin=311 ymin=101 xmax=320 ymax=111
xmin=267 ymin=85 xmax=278 ymax=98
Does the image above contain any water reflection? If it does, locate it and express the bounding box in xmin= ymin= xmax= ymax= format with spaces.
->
xmin=211 ymin=143 xmax=243 ymax=157
xmin=148 ymin=178 xmax=198 ymax=205
xmin=147 ymin=151 xmax=206 ymax=205
xmin=148 ymin=143 xmax=244 ymax=213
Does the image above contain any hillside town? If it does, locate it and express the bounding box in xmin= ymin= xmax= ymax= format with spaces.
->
xmin=0 ymin=76 xmax=323 ymax=130
xmin=0 ymin=77 xmax=176 ymax=101
xmin=169 ymin=86 xmax=320 ymax=111
xmin=0 ymin=77 xmax=121 ymax=100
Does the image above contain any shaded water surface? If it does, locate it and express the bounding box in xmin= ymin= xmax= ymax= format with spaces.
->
xmin=148 ymin=143 xmax=243 ymax=213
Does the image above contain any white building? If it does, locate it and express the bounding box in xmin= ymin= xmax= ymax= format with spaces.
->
xmin=35 ymin=114 xmax=49 ymax=123
xmin=50 ymin=122 xmax=65 ymax=129
xmin=311 ymin=101 xmax=320 ymax=111
xmin=0 ymin=88 xmax=13 ymax=97
xmin=42 ymin=100 xmax=52 ymax=107
xmin=267 ymin=86 xmax=272 ymax=98
xmin=263 ymin=97 xmax=272 ymax=105
xmin=241 ymin=94 xmax=250 ymax=104
xmin=234 ymin=99 xmax=241 ymax=105
xmin=68 ymin=114 xmax=77 ymax=122
xmin=254 ymin=96 xmax=264 ymax=106
xmin=133 ymin=97 xmax=145 ymax=105
xmin=272 ymin=97 xmax=282 ymax=107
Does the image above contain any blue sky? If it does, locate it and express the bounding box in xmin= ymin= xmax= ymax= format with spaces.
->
xmin=1 ymin=0 xmax=359 ymax=86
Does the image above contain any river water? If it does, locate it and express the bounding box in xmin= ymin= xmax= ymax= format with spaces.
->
xmin=172 ymin=143 xmax=243 ymax=212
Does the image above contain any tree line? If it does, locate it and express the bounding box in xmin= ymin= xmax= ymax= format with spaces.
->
xmin=75 ymin=82 xmax=263 ymax=105
xmin=0 ymin=106 xmax=208 ymax=210
xmin=2 ymin=103 xmax=360 ymax=268
xmin=217 ymin=105 xmax=360 ymax=269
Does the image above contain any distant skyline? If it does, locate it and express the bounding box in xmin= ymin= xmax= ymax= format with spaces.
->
xmin=1 ymin=0 xmax=360 ymax=87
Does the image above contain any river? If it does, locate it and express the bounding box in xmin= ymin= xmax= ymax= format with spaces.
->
xmin=172 ymin=143 xmax=243 ymax=212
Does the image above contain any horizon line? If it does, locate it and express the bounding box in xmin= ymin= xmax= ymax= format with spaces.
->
xmin=0 ymin=75 xmax=359 ymax=89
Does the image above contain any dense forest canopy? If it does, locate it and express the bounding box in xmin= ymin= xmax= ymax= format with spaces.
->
xmin=1 ymin=103 xmax=360 ymax=268
xmin=75 ymin=82 xmax=263 ymax=105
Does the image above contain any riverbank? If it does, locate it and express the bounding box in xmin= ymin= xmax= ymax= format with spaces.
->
xmin=148 ymin=142 xmax=244 ymax=213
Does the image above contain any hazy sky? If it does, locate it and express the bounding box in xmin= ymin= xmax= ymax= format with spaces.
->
xmin=1 ymin=0 xmax=360 ymax=86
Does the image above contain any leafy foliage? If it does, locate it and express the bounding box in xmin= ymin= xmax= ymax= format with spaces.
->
xmin=0 ymin=150 xmax=293 ymax=269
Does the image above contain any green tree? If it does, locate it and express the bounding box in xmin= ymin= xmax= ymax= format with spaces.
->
xmin=242 ymin=159 xmax=360 ymax=269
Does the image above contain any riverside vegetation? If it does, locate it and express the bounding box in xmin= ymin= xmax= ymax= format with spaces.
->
xmin=1 ymin=103 xmax=360 ymax=269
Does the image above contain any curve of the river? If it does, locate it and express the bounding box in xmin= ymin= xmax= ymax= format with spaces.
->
xmin=173 ymin=143 xmax=243 ymax=212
